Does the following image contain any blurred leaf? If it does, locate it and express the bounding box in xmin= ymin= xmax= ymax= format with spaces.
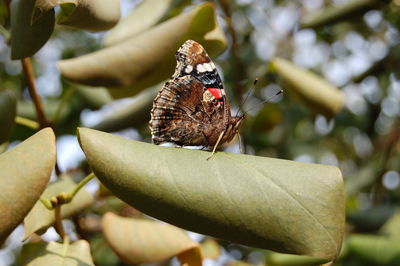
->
xmin=78 ymin=128 xmax=345 ymax=260
xmin=249 ymin=105 xmax=283 ymax=133
xmin=92 ymin=85 xmax=159 ymax=132
xmin=76 ymin=86 xmax=112 ymax=110
xmin=0 ymin=128 xmax=55 ymax=242
xmin=347 ymin=234 xmax=400 ymax=265
xmin=270 ymin=58 xmax=344 ymax=119
xmin=23 ymin=176 xmax=94 ymax=239
xmin=380 ymin=211 xmax=400 ymax=240
xmin=300 ymin=0 xmax=387 ymax=29
xmin=58 ymin=3 xmax=227 ymax=98
xmin=32 ymin=0 xmax=77 ymax=23
xmin=90 ymin=235 xmax=120 ymax=266
xmin=0 ymin=89 xmax=17 ymax=144
xmin=17 ymin=100 xmax=71 ymax=124
xmin=102 ymin=212 xmax=202 ymax=265
xmin=200 ymin=238 xmax=221 ymax=259
xmin=104 ymin=0 xmax=173 ymax=46
xmin=20 ymin=240 xmax=94 ymax=265
xmin=266 ymin=252 xmax=329 ymax=266
xmin=10 ymin=0 xmax=55 ymax=59
xmin=57 ymin=0 xmax=120 ymax=32
xmin=347 ymin=206 xmax=395 ymax=232
xmin=345 ymin=163 xmax=379 ymax=196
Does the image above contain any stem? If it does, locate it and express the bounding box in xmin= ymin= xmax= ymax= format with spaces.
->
xmin=54 ymin=206 xmax=65 ymax=240
xmin=38 ymin=173 xmax=96 ymax=210
xmin=15 ymin=116 xmax=40 ymax=130
xmin=69 ymin=172 xmax=96 ymax=199
xmin=40 ymin=196 xmax=54 ymax=210
xmin=21 ymin=58 xmax=48 ymax=129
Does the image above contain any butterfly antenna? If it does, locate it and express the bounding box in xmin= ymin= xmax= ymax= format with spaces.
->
xmin=243 ymin=89 xmax=283 ymax=114
xmin=235 ymin=78 xmax=258 ymax=118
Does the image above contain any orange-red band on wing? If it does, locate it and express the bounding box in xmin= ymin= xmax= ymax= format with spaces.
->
xmin=207 ymin=88 xmax=223 ymax=99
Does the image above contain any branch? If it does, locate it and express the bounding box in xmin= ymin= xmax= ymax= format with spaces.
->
xmin=21 ymin=58 xmax=48 ymax=129
xmin=54 ymin=205 xmax=65 ymax=240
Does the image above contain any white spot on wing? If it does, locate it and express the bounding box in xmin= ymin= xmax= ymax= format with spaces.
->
xmin=185 ymin=65 xmax=193 ymax=73
xmin=204 ymin=63 xmax=213 ymax=72
xmin=197 ymin=64 xmax=207 ymax=73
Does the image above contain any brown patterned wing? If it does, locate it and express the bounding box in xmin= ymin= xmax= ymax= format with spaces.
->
xmin=149 ymin=76 xmax=226 ymax=147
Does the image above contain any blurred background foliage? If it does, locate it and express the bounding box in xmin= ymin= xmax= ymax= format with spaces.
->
xmin=0 ymin=0 xmax=400 ymax=265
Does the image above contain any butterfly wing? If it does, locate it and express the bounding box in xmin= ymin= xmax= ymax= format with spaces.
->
xmin=149 ymin=75 xmax=226 ymax=146
xmin=173 ymin=40 xmax=231 ymax=120
xmin=149 ymin=40 xmax=242 ymax=147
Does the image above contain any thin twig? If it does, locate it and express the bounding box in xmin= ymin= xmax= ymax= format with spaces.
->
xmin=54 ymin=206 xmax=65 ymax=240
xmin=21 ymin=58 xmax=48 ymax=129
xmin=69 ymin=172 xmax=96 ymax=199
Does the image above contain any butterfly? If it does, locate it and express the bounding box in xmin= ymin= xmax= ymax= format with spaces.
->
xmin=149 ymin=40 xmax=244 ymax=158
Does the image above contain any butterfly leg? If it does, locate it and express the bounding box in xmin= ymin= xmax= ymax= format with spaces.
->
xmin=206 ymin=130 xmax=225 ymax=160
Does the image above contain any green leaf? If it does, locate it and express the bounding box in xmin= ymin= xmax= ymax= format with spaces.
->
xmin=57 ymin=0 xmax=120 ymax=32
xmin=77 ymin=128 xmax=345 ymax=260
xmin=270 ymin=58 xmax=344 ymax=119
xmin=104 ymin=0 xmax=173 ymax=46
xmin=347 ymin=234 xmax=400 ymax=265
xmin=23 ymin=176 xmax=94 ymax=239
xmin=20 ymin=240 xmax=94 ymax=265
xmin=102 ymin=212 xmax=202 ymax=265
xmin=92 ymin=86 xmax=159 ymax=132
xmin=0 ymin=128 xmax=55 ymax=242
xmin=10 ymin=0 xmax=55 ymax=59
xmin=58 ymin=3 xmax=227 ymax=98
xmin=0 ymin=89 xmax=17 ymax=145
xmin=300 ymin=0 xmax=386 ymax=29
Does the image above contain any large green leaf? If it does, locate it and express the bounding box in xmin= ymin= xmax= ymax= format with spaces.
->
xmin=104 ymin=0 xmax=173 ymax=46
xmin=20 ymin=240 xmax=94 ymax=265
xmin=10 ymin=0 xmax=55 ymax=59
xmin=102 ymin=212 xmax=202 ymax=265
xmin=0 ymin=128 xmax=55 ymax=242
xmin=92 ymin=86 xmax=159 ymax=132
xmin=0 ymin=89 xmax=17 ymax=145
xmin=23 ymin=176 xmax=94 ymax=239
xmin=270 ymin=58 xmax=344 ymax=119
xmin=58 ymin=3 xmax=227 ymax=98
xmin=77 ymin=128 xmax=345 ymax=260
